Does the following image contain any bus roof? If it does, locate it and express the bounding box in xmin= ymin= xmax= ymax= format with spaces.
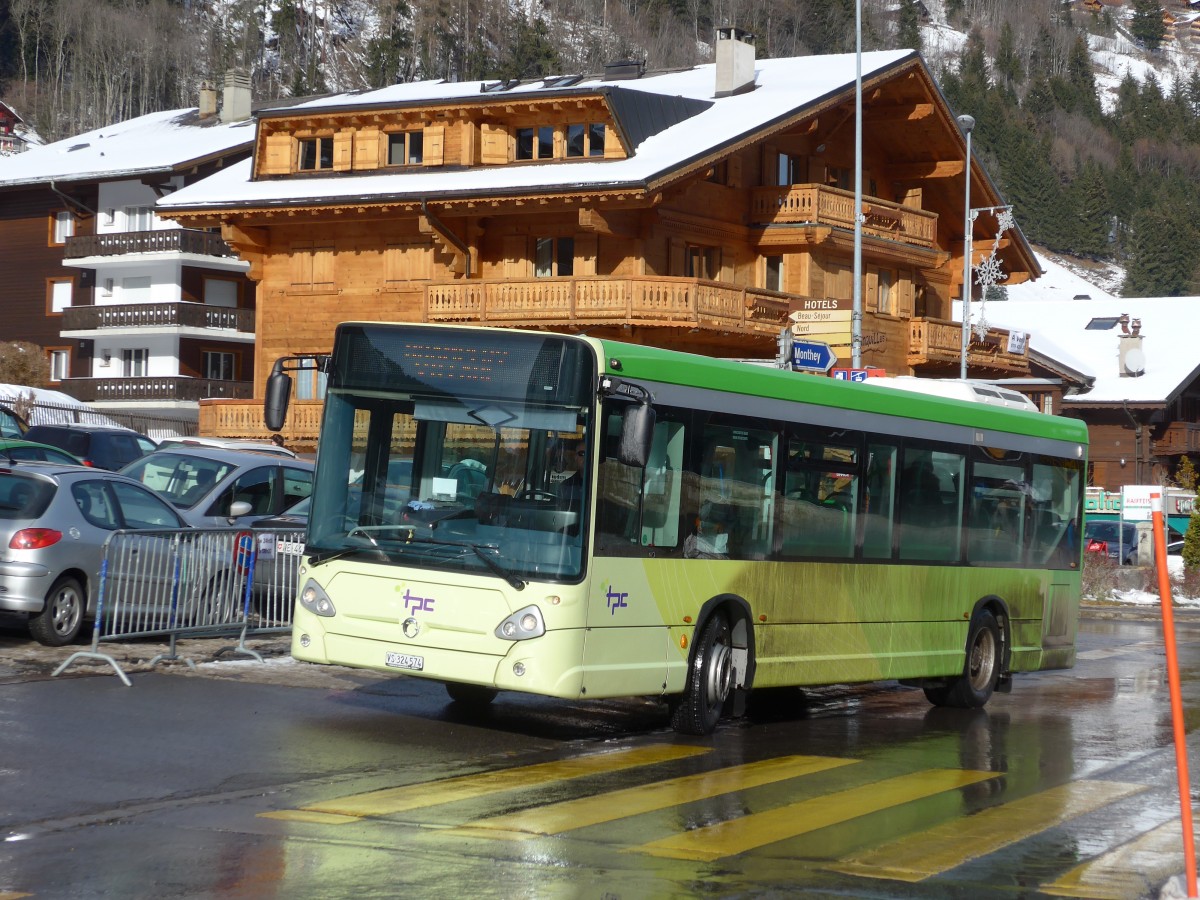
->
xmin=591 ymin=337 xmax=1089 ymax=447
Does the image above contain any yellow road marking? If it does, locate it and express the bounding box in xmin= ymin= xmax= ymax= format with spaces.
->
xmin=453 ymin=754 xmax=859 ymax=840
xmin=635 ymin=768 xmax=998 ymax=861
xmin=1041 ymin=812 xmax=1199 ymax=899
xmin=0 ymin=892 xmax=33 ymax=899
xmin=262 ymin=744 xmax=709 ymax=822
xmin=258 ymin=809 xmax=361 ymax=824
xmin=831 ymin=780 xmax=1147 ymax=883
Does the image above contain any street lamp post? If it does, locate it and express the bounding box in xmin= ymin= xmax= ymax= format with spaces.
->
xmin=958 ymin=114 xmax=975 ymax=380
xmin=851 ymin=0 xmax=863 ymax=368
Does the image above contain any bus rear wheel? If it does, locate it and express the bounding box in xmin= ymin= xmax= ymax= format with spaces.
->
xmin=924 ymin=609 xmax=1001 ymax=709
xmin=671 ymin=612 xmax=734 ymax=735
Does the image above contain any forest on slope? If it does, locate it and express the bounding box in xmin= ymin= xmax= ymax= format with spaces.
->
xmin=1 ymin=0 xmax=1199 ymax=297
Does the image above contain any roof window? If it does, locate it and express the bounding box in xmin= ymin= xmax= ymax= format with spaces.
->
xmin=1085 ymin=317 xmax=1121 ymax=330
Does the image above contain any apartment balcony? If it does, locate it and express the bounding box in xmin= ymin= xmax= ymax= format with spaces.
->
xmin=62 ymin=376 xmax=253 ymax=405
xmin=1156 ymin=422 xmax=1200 ymax=456
xmin=63 ymin=228 xmax=238 ymax=261
xmin=61 ymin=301 xmax=254 ymax=340
xmin=750 ymin=184 xmax=938 ymax=249
xmin=424 ymin=276 xmax=791 ymax=336
xmin=908 ymin=317 xmax=1031 ymax=376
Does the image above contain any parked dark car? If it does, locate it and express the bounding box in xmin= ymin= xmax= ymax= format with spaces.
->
xmin=1084 ymin=520 xmax=1140 ymax=566
xmin=0 ymin=438 xmax=83 ymax=466
xmin=23 ymin=424 xmax=157 ymax=471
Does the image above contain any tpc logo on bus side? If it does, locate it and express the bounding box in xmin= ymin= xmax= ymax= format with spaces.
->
xmin=606 ymin=585 xmax=629 ymax=615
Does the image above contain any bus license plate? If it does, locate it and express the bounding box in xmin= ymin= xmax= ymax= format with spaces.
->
xmin=386 ymin=651 xmax=424 ymax=671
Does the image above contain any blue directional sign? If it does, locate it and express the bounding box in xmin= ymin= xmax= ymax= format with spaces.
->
xmin=791 ymin=340 xmax=838 ymax=373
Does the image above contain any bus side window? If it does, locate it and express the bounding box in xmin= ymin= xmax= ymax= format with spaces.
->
xmin=861 ymin=444 xmax=897 ymax=558
xmin=898 ymin=448 xmax=964 ymax=561
xmin=967 ymin=460 xmax=1026 ymax=565
xmin=1029 ymin=459 xmax=1083 ymax=568
xmin=776 ymin=432 xmax=856 ymax=560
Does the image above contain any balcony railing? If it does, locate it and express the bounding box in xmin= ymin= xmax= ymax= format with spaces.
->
xmin=63 ymin=228 xmax=237 ymax=260
xmin=200 ymin=398 xmax=323 ymax=447
xmin=62 ymin=301 xmax=253 ymax=334
xmin=62 ymin=376 xmax=253 ymax=404
xmin=908 ymin=317 xmax=1030 ymax=375
xmin=1157 ymin=422 xmax=1200 ymax=455
xmin=425 ymin=276 xmax=791 ymax=333
xmin=750 ymin=184 xmax=938 ymax=248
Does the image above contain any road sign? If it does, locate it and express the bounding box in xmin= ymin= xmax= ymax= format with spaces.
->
xmin=791 ymin=340 xmax=837 ymax=373
xmin=831 ymin=367 xmax=886 ymax=382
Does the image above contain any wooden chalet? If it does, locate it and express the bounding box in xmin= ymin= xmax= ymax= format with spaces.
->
xmin=158 ymin=34 xmax=1040 ymax=446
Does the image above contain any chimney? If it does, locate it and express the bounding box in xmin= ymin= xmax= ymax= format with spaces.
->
xmin=220 ymin=71 xmax=252 ymax=124
xmin=1118 ymin=321 xmax=1146 ymax=378
xmin=603 ymin=59 xmax=645 ymax=81
xmin=715 ymin=27 xmax=756 ymax=97
xmin=198 ymin=82 xmax=218 ymax=119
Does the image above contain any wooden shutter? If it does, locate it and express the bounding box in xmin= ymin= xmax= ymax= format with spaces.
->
xmin=727 ymin=155 xmax=743 ymax=189
xmin=603 ymin=124 xmax=622 ymax=159
xmin=668 ymin=237 xmax=685 ymax=277
xmin=261 ymin=133 xmax=293 ymax=175
xmin=355 ymin=126 xmax=380 ymax=170
xmin=333 ymin=132 xmax=353 ymax=171
xmin=290 ymin=242 xmax=314 ymax=288
xmin=480 ymin=123 xmax=508 ymax=164
xmin=312 ymin=246 xmax=335 ymax=290
xmin=575 ymin=233 xmax=597 ymax=277
xmin=423 ymin=125 xmax=445 ymax=166
xmin=502 ymin=235 xmax=527 ymax=278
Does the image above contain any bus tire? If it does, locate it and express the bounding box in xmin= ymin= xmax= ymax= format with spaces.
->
xmin=446 ymin=683 xmax=498 ymax=706
xmin=924 ymin=609 xmax=1001 ymax=709
xmin=671 ymin=611 xmax=734 ymax=735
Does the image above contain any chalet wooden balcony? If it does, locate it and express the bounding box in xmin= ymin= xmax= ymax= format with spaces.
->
xmin=200 ymin=398 xmax=323 ymax=449
xmin=424 ymin=276 xmax=791 ymax=334
xmin=1156 ymin=422 xmax=1200 ymax=456
xmin=908 ymin=317 xmax=1030 ymax=375
xmin=750 ymin=184 xmax=938 ymax=249
xmin=63 ymin=228 xmax=237 ymax=260
xmin=62 ymin=376 xmax=253 ymax=404
xmin=61 ymin=301 xmax=254 ymax=335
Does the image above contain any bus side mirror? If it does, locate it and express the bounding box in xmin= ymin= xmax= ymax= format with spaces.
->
xmin=618 ymin=403 xmax=655 ymax=468
xmin=264 ymin=366 xmax=293 ymax=433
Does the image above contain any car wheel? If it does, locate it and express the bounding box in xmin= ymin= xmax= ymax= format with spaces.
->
xmin=29 ymin=575 xmax=86 ymax=646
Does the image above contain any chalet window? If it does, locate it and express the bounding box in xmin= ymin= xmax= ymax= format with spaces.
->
xmin=295 ymin=358 xmax=328 ymax=401
xmin=289 ymin=241 xmax=335 ymax=292
xmin=49 ymin=349 xmax=69 ymax=383
xmin=298 ymin=136 xmax=334 ymax=171
xmin=777 ymin=153 xmax=804 ymax=186
xmin=203 ymin=278 xmax=238 ymax=307
xmin=47 ymin=278 xmax=73 ymax=314
xmin=566 ymin=123 xmax=606 ymax=158
xmin=875 ymin=268 xmax=896 ymax=315
xmin=535 ymin=237 xmax=574 ymax=277
xmin=50 ymin=210 xmax=75 ymax=245
xmin=124 ymin=206 xmax=153 ymax=231
xmin=685 ymin=244 xmax=720 ymax=280
xmin=827 ymin=166 xmax=853 ymax=190
xmin=765 ymin=256 xmax=783 ymax=292
xmin=387 ymin=131 xmax=424 ymax=166
xmin=204 ymin=351 xmax=236 ymax=381
xmin=516 ymin=126 xmax=555 ymax=161
xmin=123 ymin=348 xmax=149 ymax=378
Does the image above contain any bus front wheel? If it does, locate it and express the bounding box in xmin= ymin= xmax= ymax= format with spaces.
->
xmin=671 ymin=612 xmax=734 ymax=735
xmin=924 ymin=609 xmax=1001 ymax=709
xmin=446 ymin=683 xmax=498 ymax=706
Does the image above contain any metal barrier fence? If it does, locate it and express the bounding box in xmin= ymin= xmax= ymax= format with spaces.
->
xmin=54 ymin=526 xmax=305 ymax=684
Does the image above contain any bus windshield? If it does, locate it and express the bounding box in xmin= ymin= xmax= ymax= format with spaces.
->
xmin=306 ymin=326 xmax=596 ymax=583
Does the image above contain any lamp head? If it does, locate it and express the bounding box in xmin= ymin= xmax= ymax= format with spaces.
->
xmin=957 ymin=114 xmax=976 ymax=134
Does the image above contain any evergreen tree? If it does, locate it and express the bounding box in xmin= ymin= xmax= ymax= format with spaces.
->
xmin=994 ymin=22 xmax=1022 ymax=91
xmin=896 ymin=1 xmax=921 ymax=53
xmin=1071 ymin=159 xmax=1112 ymax=258
xmin=1174 ymin=457 xmax=1198 ymax=494
xmin=1122 ymin=196 xmax=1198 ymax=297
xmin=1131 ymin=0 xmax=1166 ymax=50
xmin=1183 ymin=511 xmax=1200 ymax=572
xmin=497 ymin=16 xmax=560 ymax=81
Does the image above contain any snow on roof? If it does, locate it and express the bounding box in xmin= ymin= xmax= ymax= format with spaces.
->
xmin=0 ymin=108 xmax=255 ymax=188
xmin=160 ymin=51 xmax=916 ymax=211
xmin=959 ymin=254 xmax=1200 ymax=406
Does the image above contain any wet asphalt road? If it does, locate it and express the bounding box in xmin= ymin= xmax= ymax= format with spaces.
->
xmin=2 ymin=608 xmax=1199 ymax=899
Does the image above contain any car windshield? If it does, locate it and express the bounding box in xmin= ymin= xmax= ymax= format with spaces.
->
xmin=1086 ymin=521 xmax=1133 ymax=542
xmin=0 ymin=473 xmax=55 ymax=518
xmin=120 ymin=452 xmax=234 ymax=508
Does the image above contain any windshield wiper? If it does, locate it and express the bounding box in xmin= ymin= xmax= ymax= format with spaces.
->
xmin=397 ymin=531 xmax=526 ymax=590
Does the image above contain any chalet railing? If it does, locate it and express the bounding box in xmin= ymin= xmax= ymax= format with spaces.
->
xmin=749 ymin=184 xmax=938 ymax=248
xmin=63 ymin=228 xmax=236 ymax=260
xmin=200 ymin=398 xmax=323 ymax=447
xmin=425 ymin=276 xmax=791 ymax=333
xmin=61 ymin=302 xmax=254 ymax=333
xmin=1156 ymin=422 xmax=1200 ymax=455
xmin=908 ymin=317 xmax=1030 ymax=375
xmin=63 ymin=376 xmax=252 ymax=403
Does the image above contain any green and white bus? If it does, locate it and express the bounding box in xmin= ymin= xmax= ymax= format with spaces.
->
xmin=266 ymin=323 xmax=1087 ymax=735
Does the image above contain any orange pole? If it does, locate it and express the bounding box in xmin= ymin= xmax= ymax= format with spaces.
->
xmin=1152 ymin=490 xmax=1198 ymax=897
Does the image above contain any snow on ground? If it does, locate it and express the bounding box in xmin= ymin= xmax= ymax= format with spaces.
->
xmin=1107 ymin=555 xmax=1200 ymax=608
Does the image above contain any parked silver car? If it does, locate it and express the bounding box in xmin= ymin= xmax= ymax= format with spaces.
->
xmin=0 ymin=461 xmax=187 ymax=645
xmin=119 ymin=447 xmax=314 ymax=528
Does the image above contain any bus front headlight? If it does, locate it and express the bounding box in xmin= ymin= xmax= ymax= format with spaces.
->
xmin=299 ymin=579 xmax=336 ymax=617
xmin=495 ymin=605 xmax=545 ymax=641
